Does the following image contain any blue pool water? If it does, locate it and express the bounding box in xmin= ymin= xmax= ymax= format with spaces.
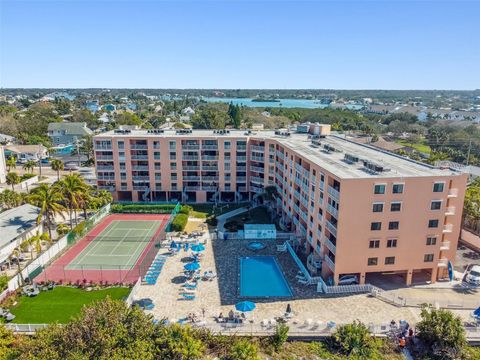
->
xmin=240 ymin=256 xmax=292 ymax=297
xmin=203 ymin=97 xmax=365 ymax=110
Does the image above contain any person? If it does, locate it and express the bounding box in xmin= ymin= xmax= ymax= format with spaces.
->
xmin=399 ymin=337 xmax=406 ymax=348
xmin=202 ymin=308 xmax=206 ymax=318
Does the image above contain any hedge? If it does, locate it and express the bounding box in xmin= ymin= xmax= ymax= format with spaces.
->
xmin=170 ymin=213 xmax=188 ymax=232
xmin=111 ymin=203 xmax=177 ymax=214
xmin=179 ymin=205 xmax=192 ymax=215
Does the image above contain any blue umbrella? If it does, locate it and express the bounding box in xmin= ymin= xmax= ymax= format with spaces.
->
xmin=170 ymin=241 xmax=177 ymax=248
xmin=474 ymin=307 xmax=480 ymax=318
xmin=235 ymin=301 xmax=256 ymax=312
xmin=184 ymin=262 xmax=201 ymax=271
xmin=191 ymin=244 xmax=205 ymax=252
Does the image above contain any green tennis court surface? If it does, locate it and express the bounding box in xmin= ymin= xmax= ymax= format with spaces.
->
xmin=65 ymin=220 xmax=162 ymax=270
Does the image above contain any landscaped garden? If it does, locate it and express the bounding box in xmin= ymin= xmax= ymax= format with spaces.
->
xmin=224 ymin=206 xmax=281 ymax=232
xmin=10 ymin=286 xmax=130 ymax=323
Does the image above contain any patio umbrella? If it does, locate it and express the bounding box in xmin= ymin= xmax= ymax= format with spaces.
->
xmin=474 ymin=307 xmax=480 ymax=319
xmin=184 ymin=262 xmax=201 ymax=271
xmin=235 ymin=301 xmax=256 ymax=312
xmin=191 ymin=244 xmax=205 ymax=252
xmin=170 ymin=241 xmax=177 ymax=248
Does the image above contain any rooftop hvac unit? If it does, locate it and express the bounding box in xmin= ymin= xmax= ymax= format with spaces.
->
xmin=344 ymin=153 xmax=359 ymax=163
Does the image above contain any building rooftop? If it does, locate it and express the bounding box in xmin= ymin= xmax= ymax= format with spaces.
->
xmin=95 ymin=129 xmax=459 ymax=179
xmin=0 ymin=204 xmax=41 ymax=249
xmin=48 ymin=122 xmax=93 ymax=136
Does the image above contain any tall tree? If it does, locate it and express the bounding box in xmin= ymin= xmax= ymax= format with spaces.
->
xmin=6 ymin=156 xmax=16 ymax=171
xmin=27 ymin=183 xmax=66 ymax=239
xmin=22 ymin=160 xmax=36 ymax=174
xmin=57 ymin=174 xmax=88 ymax=227
xmin=50 ymin=159 xmax=64 ymax=181
xmin=6 ymin=172 xmax=20 ymax=191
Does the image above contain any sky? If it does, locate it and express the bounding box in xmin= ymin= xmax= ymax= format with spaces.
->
xmin=0 ymin=0 xmax=479 ymax=90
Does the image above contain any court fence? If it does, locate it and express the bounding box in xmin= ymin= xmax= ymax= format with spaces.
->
xmin=66 ymin=203 xmax=111 ymax=245
xmin=165 ymin=202 xmax=181 ymax=232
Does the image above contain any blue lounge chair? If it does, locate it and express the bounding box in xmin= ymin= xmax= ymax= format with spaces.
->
xmin=181 ymin=293 xmax=195 ymax=300
xmin=184 ymin=282 xmax=197 ymax=290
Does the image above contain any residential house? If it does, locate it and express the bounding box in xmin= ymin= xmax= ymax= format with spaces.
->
xmin=47 ymin=122 xmax=93 ymax=146
xmin=5 ymin=145 xmax=48 ymax=164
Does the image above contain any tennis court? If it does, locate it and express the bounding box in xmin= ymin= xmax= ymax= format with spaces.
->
xmin=65 ymin=220 xmax=163 ymax=270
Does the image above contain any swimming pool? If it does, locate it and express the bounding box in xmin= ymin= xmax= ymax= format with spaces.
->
xmin=240 ymin=256 xmax=292 ymax=297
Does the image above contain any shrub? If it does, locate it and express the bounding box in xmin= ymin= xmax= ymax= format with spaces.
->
xmin=333 ymin=320 xmax=380 ymax=359
xmin=110 ymin=203 xmax=177 ymax=214
xmin=229 ymin=338 xmax=259 ymax=360
xmin=20 ymin=173 xmax=36 ymax=181
xmin=179 ymin=205 xmax=192 ymax=215
xmin=157 ymin=324 xmax=205 ymax=360
xmin=0 ymin=275 xmax=9 ymax=292
xmin=170 ymin=213 xmax=188 ymax=232
xmin=271 ymin=323 xmax=289 ymax=351
xmin=206 ymin=215 xmax=217 ymax=226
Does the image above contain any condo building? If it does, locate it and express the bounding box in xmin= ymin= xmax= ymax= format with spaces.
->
xmin=94 ymin=126 xmax=467 ymax=286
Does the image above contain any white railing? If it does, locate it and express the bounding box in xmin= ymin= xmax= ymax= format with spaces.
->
xmin=448 ymin=188 xmax=459 ymax=198
xmin=125 ymin=277 xmax=142 ymax=307
xmin=445 ymin=206 xmax=456 ymax=215
xmin=324 ymin=254 xmax=335 ymax=272
xmin=443 ymin=224 xmax=453 ymax=233
xmin=440 ymin=241 xmax=451 ymax=250
xmin=5 ymin=324 xmax=49 ymax=333
xmin=327 ymin=186 xmax=340 ymax=201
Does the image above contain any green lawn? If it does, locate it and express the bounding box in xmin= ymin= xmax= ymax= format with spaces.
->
xmin=396 ymin=140 xmax=431 ymax=154
xmin=224 ymin=206 xmax=281 ymax=231
xmin=190 ymin=202 xmax=250 ymax=217
xmin=11 ymin=286 xmax=130 ymax=324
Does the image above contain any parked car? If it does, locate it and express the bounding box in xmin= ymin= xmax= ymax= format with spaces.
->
xmin=337 ymin=274 xmax=359 ymax=285
xmin=64 ymin=162 xmax=79 ymax=171
xmin=465 ymin=265 xmax=480 ymax=286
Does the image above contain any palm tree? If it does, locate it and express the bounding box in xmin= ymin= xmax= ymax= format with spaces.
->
xmin=6 ymin=172 xmax=20 ymax=190
xmin=27 ymin=183 xmax=66 ymax=239
xmin=22 ymin=160 xmax=37 ymax=174
xmin=57 ymin=174 xmax=88 ymax=228
xmin=6 ymin=156 xmax=16 ymax=171
xmin=50 ymin=159 xmax=64 ymax=181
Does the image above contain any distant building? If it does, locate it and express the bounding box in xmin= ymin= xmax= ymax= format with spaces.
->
xmin=98 ymin=113 xmax=111 ymax=124
xmin=182 ymin=107 xmax=195 ymax=115
xmin=0 ymin=204 xmax=42 ymax=264
xmin=352 ymin=136 xmax=407 ymax=153
xmin=0 ymin=133 xmax=15 ymax=144
xmin=47 ymin=122 xmax=93 ymax=146
xmin=85 ymin=100 xmax=100 ymax=113
xmin=5 ymin=145 xmax=47 ymax=163
xmin=103 ymin=104 xmax=116 ymax=112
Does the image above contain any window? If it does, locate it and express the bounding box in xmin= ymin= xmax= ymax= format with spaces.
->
xmin=169 ymin=152 xmax=176 ymax=160
xmin=424 ymin=254 xmax=434 ymax=262
xmin=428 ymin=219 xmax=439 ymax=228
xmin=171 ymin=183 xmax=177 ymax=190
xmin=171 ymin=173 xmax=177 ymax=181
xmin=372 ymin=203 xmax=384 ymax=213
xmin=170 ymin=162 xmax=177 ymax=170
xmin=369 ymin=240 xmax=380 ymax=248
xmin=224 ymin=141 xmax=231 ymax=150
xmin=154 ymin=162 xmax=161 ymax=170
xmin=392 ymin=183 xmax=404 ymax=194
xmin=388 ymin=221 xmax=399 ymax=230
xmin=169 ymin=141 xmax=176 ymax=150
xmin=385 ymin=256 xmax=395 ymax=265
xmin=154 ymin=151 xmax=160 ymax=160
xmin=368 ymin=257 xmax=378 ymax=266
xmin=390 ymin=202 xmax=402 ymax=212
xmin=374 ymin=184 xmax=386 ymax=194
xmin=387 ymin=239 xmax=397 ymax=248
xmin=371 ymin=222 xmax=382 ymax=231
xmin=433 ymin=182 xmax=444 ymax=193
xmin=426 ymin=236 xmax=437 ymax=246
xmin=431 ymin=201 xmax=442 ymax=210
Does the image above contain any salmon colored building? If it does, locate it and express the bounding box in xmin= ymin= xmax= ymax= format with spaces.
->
xmin=94 ymin=126 xmax=467 ymax=286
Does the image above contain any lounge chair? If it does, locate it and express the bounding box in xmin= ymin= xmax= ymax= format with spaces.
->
xmin=5 ymin=313 xmax=15 ymax=322
xmin=181 ymin=293 xmax=195 ymax=300
xmin=297 ymin=278 xmax=309 ymax=285
xmin=184 ymin=283 xmax=197 ymax=290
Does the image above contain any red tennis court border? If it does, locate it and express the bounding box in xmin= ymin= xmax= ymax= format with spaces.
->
xmin=36 ymin=214 xmax=170 ymax=285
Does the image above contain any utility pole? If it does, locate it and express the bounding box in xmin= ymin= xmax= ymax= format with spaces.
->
xmin=76 ymin=137 xmax=81 ymax=167
xmin=38 ymin=143 xmax=42 ymax=179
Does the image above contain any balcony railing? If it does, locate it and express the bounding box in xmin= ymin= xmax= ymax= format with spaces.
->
xmin=236 ymin=166 xmax=246 ymax=171
xmin=97 ymin=175 xmax=115 ymax=180
xmin=97 ymin=165 xmax=114 ymax=171
xmin=448 ymin=188 xmax=458 ymax=198
xmin=251 ymin=145 xmax=265 ymax=153
xmin=324 ymin=235 xmax=337 ymax=254
xmin=183 ymin=176 xmax=201 ymax=181
xmin=185 ymin=186 xmax=201 ymax=191
xmin=132 ymin=175 xmax=150 ymax=181
xmin=250 ymin=155 xmax=265 ymax=162
xmin=182 ymin=155 xmax=199 ymax=160
xmin=237 ymin=186 xmax=247 ymax=192
xmin=438 ymin=258 xmax=448 ymax=267
xmin=327 ymin=186 xmax=340 ymax=201
xmin=183 ymin=166 xmax=200 ymax=171
xmin=202 ymin=185 xmax=218 ymax=191
xmin=202 ymin=176 xmax=219 ymax=181
xmin=324 ymin=254 xmax=335 ymax=272
xmin=443 ymin=224 xmax=453 ymax=233
xmin=326 ymin=220 xmax=337 ymax=237
xmin=440 ymin=241 xmax=451 ymax=251
xmin=201 ymin=165 xmax=218 ymax=171
xmin=250 ymin=176 xmax=264 ymax=184
xmin=202 ymin=156 xmax=219 ymax=161
xmin=132 ymin=166 xmax=149 ymax=171
xmin=317 ymin=213 xmax=323 ymax=222
xmin=96 ymin=155 xmax=114 ymax=161
xmin=131 ymin=155 xmax=149 ymax=160
xmin=236 ymin=177 xmax=247 ymax=182
xmin=445 ymin=206 xmax=456 ymax=215
xmin=237 ymin=145 xmax=247 ymax=151
xmin=182 ymin=145 xmax=200 ymax=150
xmin=130 ymin=144 xmax=148 ymax=150
xmin=98 ymin=185 xmax=116 ymax=191
xmin=327 ymin=204 xmax=339 ymax=218
xmin=250 ymin=185 xmax=264 ymax=193
xmin=276 ymin=150 xmax=285 ymax=159
xmin=202 ymin=145 xmax=218 ymax=150
xmin=237 ymin=156 xmax=247 ymax=162
xmin=250 ymin=165 xmax=265 ymax=173
xmin=95 ymin=145 xmax=112 ymax=150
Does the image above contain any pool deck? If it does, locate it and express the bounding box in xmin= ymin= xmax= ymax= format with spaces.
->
xmin=134 ymin=223 xmax=430 ymax=326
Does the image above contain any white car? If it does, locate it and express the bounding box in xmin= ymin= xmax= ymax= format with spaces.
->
xmin=465 ymin=265 xmax=480 ymax=286
xmin=338 ymin=275 xmax=359 ymax=285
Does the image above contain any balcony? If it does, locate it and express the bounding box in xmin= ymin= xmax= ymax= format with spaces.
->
xmin=324 ymin=235 xmax=337 ymax=254
xmin=97 ymin=175 xmax=115 ymax=181
xmin=202 ymin=176 xmax=219 ymax=181
xmin=250 ymin=165 xmax=265 ymax=173
xmin=182 ymin=145 xmax=200 ymax=150
xmin=327 ymin=204 xmax=339 ymax=218
xmin=95 ymin=145 xmax=112 ymax=150
xmin=237 ymin=156 xmax=247 ymax=162
xmin=276 ymin=150 xmax=285 ymax=159
xmin=202 ymin=185 xmax=218 ymax=191
xmin=250 ymin=184 xmax=264 ymax=193
xmin=182 ymin=155 xmax=200 ymax=161
xmin=130 ymin=144 xmax=148 ymax=150
xmin=132 ymin=165 xmax=149 ymax=171
xmin=445 ymin=206 xmax=456 ymax=215
xmin=202 ymin=156 xmax=219 ymax=161
xmin=183 ymin=166 xmax=200 ymax=171
xmin=237 ymin=166 xmax=247 ymax=171
xmin=324 ymin=254 xmax=335 ymax=272
xmin=131 ymin=155 xmax=149 ymax=160
xmin=300 ymin=211 xmax=308 ymax=223
xmin=237 ymin=145 xmax=247 ymax=151
xmin=250 ymin=176 xmax=264 ymax=184
xmin=133 ymin=185 xmax=148 ymax=190
xmin=202 ymin=145 xmax=218 ymax=150
xmin=132 ymin=175 xmax=150 ymax=181
xmin=443 ymin=224 xmax=453 ymax=233
xmin=294 ymin=190 xmax=301 ymax=200
xmin=326 ymin=220 xmax=337 ymax=237
xmin=250 ymin=155 xmax=265 ymax=162
xmin=319 ymin=180 xmax=325 ymax=191
xmin=251 ymin=145 xmax=265 ymax=153
xmin=97 ymin=165 xmax=114 ymax=171
xmin=98 ymin=185 xmax=116 ymax=191
xmin=295 ymin=163 xmax=303 ymax=173
xmin=236 ymin=176 xmax=247 ymax=182
xmin=183 ymin=176 xmax=200 ymax=181
xmin=438 ymin=258 xmax=448 ymax=267
xmin=448 ymin=188 xmax=458 ymax=198
xmin=327 ymin=186 xmax=340 ymax=201
xmin=201 ymin=165 xmax=218 ymax=171
xmin=237 ymin=186 xmax=247 ymax=192
xmin=185 ymin=186 xmax=201 ymax=191
xmin=440 ymin=241 xmax=451 ymax=251
xmin=96 ymin=155 xmax=114 ymax=161
xmin=317 ymin=212 xmax=323 ymax=222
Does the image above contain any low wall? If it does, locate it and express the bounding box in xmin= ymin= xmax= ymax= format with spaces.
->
xmin=15 ymin=175 xmax=39 ymax=191
xmin=460 ymin=229 xmax=480 ymax=252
